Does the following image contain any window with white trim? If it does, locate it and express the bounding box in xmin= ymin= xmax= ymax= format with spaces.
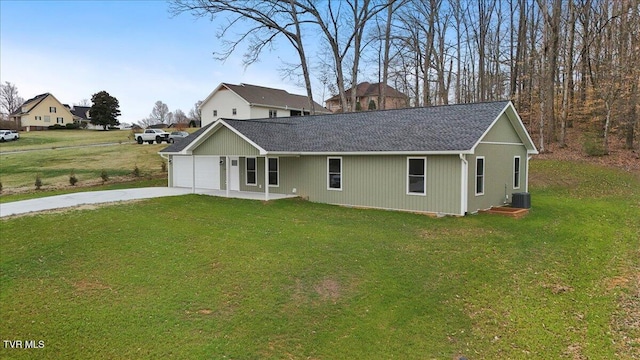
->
xmin=407 ymin=157 xmax=426 ymax=195
xmin=56 ymin=117 xmax=64 ymax=124
xmin=246 ymin=157 xmax=257 ymax=185
xmin=49 ymin=106 xmax=56 ymax=113
xmin=232 ymin=108 xmax=237 ymax=115
xmin=513 ymin=156 xmax=520 ymax=189
xmin=269 ymin=109 xmax=277 ymax=118
xmin=327 ymin=157 xmax=342 ymax=190
xmin=213 ymin=110 xmax=217 ymax=117
xmin=475 ymin=157 xmax=485 ymax=195
xmin=35 ymin=116 xmax=42 ymax=121
xmin=268 ymin=158 xmax=279 ymax=186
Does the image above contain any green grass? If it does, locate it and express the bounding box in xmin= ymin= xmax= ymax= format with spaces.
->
xmin=1 ymin=160 xmax=638 ymax=359
xmin=0 ymin=143 xmax=167 ymax=190
xmin=0 ymin=129 xmax=133 ymax=151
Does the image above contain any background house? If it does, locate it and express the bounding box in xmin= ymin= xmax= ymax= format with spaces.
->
xmin=199 ymin=83 xmax=331 ymax=127
xmin=160 ymin=101 xmax=537 ymax=216
xmin=10 ymin=93 xmax=74 ymax=131
xmin=70 ymin=105 xmax=95 ymax=129
xmin=325 ymin=82 xmax=409 ymax=113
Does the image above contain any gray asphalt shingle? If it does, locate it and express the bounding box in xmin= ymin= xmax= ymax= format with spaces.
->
xmin=160 ymin=101 xmax=511 ymax=154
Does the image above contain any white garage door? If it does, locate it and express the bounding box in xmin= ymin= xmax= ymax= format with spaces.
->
xmin=172 ymin=156 xmax=220 ymax=190
xmin=172 ymin=156 xmax=193 ymax=188
xmin=194 ymin=156 xmax=220 ymax=190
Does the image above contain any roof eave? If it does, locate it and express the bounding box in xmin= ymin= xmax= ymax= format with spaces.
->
xmin=265 ymin=150 xmax=472 ymax=156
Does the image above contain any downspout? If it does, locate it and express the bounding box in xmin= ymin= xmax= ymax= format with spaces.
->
xmin=459 ymin=154 xmax=468 ymax=216
xmin=526 ymin=155 xmax=532 ymax=193
xmin=159 ymin=153 xmax=171 ymax=187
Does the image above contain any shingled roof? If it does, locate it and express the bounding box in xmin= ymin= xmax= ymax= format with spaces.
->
xmin=161 ymin=101 xmax=535 ymax=154
xmin=205 ymin=83 xmax=331 ymax=114
xmin=10 ymin=93 xmax=50 ymax=116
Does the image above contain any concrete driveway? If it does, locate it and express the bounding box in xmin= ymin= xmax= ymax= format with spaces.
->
xmin=0 ymin=187 xmax=193 ymax=218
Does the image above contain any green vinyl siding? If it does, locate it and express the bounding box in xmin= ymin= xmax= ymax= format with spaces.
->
xmin=481 ymin=113 xmax=524 ymax=143
xmin=193 ymin=127 xmax=260 ymax=156
xmin=467 ymin=143 xmax=528 ymax=212
xmin=293 ymin=155 xmax=461 ymax=215
xmin=238 ymin=157 xmax=300 ymax=195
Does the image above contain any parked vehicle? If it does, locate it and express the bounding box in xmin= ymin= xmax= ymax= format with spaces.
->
xmin=0 ymin=130 xmax=18 ymax=142
xmin=11 ymin=130 xmax=20 ymax=139
xmin=168 ymin=131 xmax=189 ymax=143
xmin=134 ymin=129 xmax=170 ymax=144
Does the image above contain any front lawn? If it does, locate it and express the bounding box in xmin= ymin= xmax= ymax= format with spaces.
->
xmin=0 ymin=160 xmax=638 ymax=359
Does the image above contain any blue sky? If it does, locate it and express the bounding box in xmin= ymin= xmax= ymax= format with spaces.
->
xmin=0 ymin=0 xmax=311 ymax=124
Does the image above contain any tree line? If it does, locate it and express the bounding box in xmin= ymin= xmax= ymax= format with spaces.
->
xmin=138 ymin=100 xmax=202 ymax=128
xmin=170 ymin=0 xmax=639 ymax=153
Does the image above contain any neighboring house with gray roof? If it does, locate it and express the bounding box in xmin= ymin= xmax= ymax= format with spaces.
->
xmin=199 ymin=83 xmax=331 ymax=127
xmin=10 ymin=93 xmax=74 ymax=131
xmin=160 ymin=101 xmax=537 ymax=215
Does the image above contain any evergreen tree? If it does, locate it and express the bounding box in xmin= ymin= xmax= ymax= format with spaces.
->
xmin=90 ymin=91 xmax=121 ymax=130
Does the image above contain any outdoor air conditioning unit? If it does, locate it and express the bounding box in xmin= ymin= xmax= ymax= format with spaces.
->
xmin=511 ymin=192 xmax=531 ymax=209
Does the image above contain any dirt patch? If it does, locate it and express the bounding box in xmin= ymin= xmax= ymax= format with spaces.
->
xmin=73 ymin=279 xmax=112 ymax=292
xmin=289 ymin=276 xmax=355 ymax=306
xmin=314 ymin=278 xmax=341 ymax=302
xmin=563 ymin=343 xmax=586 ymax=360
xmin=542 ymin=283 xmax=574 ymax=295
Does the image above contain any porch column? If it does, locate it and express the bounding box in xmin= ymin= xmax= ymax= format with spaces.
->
xmin=225 ymin=156 xmax=230 ymax=197
xmin=264 ymin=156 xmax=270 ymax=201
xmin=191 ymin=155 xmax=196 ymax=194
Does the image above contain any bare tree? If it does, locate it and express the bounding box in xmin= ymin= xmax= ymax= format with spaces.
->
xmin=74 ymin=99 xmax=91 ymax=107
xmin=188 ymin=100 xmax=202 ymax=122
xmin=150 ymin=101 xmax=173 ymax=125
xmin=173 ymin=109 xmax=189 ymax=124
xmin=170 ymin=0 xmax=318 ymax=114
xmin=0 ymin=82 xmax=24 ymax=119
xmin=296 ymin=0 xmax=390 ymax=112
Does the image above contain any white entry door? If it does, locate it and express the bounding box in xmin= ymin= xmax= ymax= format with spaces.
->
xmin=229 ymin=156 xmax=240 ymax=191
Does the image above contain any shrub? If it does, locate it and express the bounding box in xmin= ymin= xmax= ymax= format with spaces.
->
xmin=583 ymin=134 xmax=608 ymax=157
xmin=100 ymin=170 xmax=109 ymax=183
xmin=48 ymin=124 xmax=65 ymax=130
xmin=132 ymin=165 xmax=140 ymax=177
xmin=160 ymin=161 xmax=167 ymax=172
xmin=35 ymin=175 xmax=43 ymax=190
xmin=65 ymin=123 xmax=80 ymax=129
xmin=69 ymin=172 xmax=78 ymax=186
xmin=355 ymin=102 xmax=362 ymax=111
xmin=0 ymin=181 xmax=3 ymax=193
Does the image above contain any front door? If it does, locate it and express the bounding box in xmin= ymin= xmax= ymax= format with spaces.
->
xmin=229 ymin=156 xmax=240 ymax=191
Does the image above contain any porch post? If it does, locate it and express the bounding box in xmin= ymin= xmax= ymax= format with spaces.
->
xmin=264 ymin=156 xmax=269 ymax=201
xmin=225 ymin=156 xmax=230 ymax=197
xmin=191 ymin=155 xmax=196 ymax=194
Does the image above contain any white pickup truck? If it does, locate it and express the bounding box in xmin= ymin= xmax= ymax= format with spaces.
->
xmin=135 ymin=129 xmax=170 ymax=144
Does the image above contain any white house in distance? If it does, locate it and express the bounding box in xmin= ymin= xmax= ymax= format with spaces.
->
xmin=199 ymin=83 xmax=331 ymax=127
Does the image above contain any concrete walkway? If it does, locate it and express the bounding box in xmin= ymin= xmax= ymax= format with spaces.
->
xmin=0 ymin=187 xmax=297 ymax=218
